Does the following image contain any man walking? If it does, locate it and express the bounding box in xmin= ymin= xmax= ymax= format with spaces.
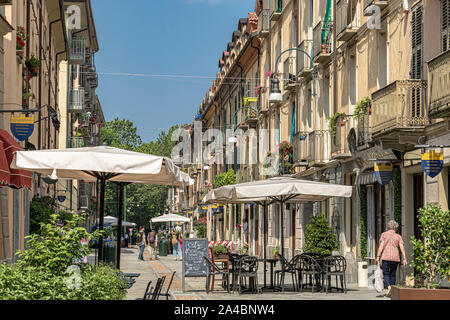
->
xmin=147 ymin=228 xmax=158 ymax=260
xmin=137 ymin=227 xmax=147 ymax=261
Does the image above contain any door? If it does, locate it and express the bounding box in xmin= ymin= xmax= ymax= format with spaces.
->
xmin=413 ymin=174 xmax=424 ymax=240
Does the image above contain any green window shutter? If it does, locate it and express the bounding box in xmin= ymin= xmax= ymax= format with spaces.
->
xmin=411 ymin=2 xmax=423 ymax=80
xmin=442 ymin=0 xmax=450 ymax=52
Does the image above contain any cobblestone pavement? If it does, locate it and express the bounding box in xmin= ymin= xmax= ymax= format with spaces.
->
xmin=118 ymin=247 xmax=390 ymax=300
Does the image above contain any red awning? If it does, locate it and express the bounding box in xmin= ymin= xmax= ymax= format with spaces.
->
xmin=0 ymin=128 xmax=32 ymax=189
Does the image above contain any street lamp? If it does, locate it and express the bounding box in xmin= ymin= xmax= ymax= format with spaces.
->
xmin=269 ymin=75 xmax=283 ymax=103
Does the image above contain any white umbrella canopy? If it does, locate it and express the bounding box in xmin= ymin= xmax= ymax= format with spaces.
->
xmin=10 ymin=146 xmax=193 ymax=267
xmin=202 ymin=176 xmax=352 ymax=204
xmin=98 ymin=216 xmax=136 ymax=227
xmin=151 ymin=213 xmax=191 ymax=223
xmin=11 ymin=146 xmax=194 ymax=186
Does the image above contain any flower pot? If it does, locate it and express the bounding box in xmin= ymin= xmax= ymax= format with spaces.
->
xmin=214 ymin=254 xmax=228 ymax=260
xmin=29 ymin=66 xmax=40 ymax=77
xmin=321 ymin=44 xmax=328 ymax=54
xmin=390 ymin=286 xmax=450 ymax=300
xmin=340 ymin=119 xmax=345 ymax=126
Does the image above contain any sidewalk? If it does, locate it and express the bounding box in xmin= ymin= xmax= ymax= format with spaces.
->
xmin=119 ymin=247 xmax=389 ymax=300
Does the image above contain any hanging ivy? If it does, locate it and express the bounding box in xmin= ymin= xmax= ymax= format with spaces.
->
xmin=353 ymin=97 xmax=372 ymax=121
xmin=393 ymin=168 xmax=402 ymax=235
xmin=359 ymin=185 xmax=367 ymax=259
xmin=328 ymin=112 xmax=346 ymax=136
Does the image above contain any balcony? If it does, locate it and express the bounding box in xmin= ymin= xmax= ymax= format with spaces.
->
xmin=363 ymin=0 xmax=388 ymax=16
xmin=258 ymin=9 xmax=270 ymax=38
xmin=370 ymin=80 xmax=428 ymax=149
xmin=283 ymin=56 xmax=296 ymax=91
xmin=236 ymin=107 xmax=258 ymax=129
xmin=336 ymin=0 xmax=359 ymax=42
xmin=428 ymin=50 xmax=450 ymax=119
xmin=68 ymin=87 xmax=85 ymax=113
xmin=69 ymin=137 xmax=85 ymax=148
xmin=313 ymin=21 xmax=333 ymax=65
xmin=331 ymin=116 xmax=353 ymax=159
xmin=307 ymin=130 xmax=331 ymax=166
xmin=68 ymin=37 xmax=85 ymax=64
xmin=292 ymin=131 xmax=309 ymax=166
xmin=297 ymin=40 xmax=313 ymax=79
xmin=356 ymin=111 xmax=372 ymax=150
xmin=270 ymin=0 xmax=282 ymax=22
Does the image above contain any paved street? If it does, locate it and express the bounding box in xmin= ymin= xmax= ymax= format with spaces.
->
xmin=119 ymin=247 xmax=389 ymax=300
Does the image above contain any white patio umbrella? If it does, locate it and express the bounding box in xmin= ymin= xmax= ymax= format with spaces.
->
xmin=202 ymin=176 xmax=352 ymax=291
xmin=98 ymin=216 xmax=136 ymax=227
xmin=11 ymin=145 xmax=193 ymax=268
xmin=151 ymin=213 xmax=191 ymax=223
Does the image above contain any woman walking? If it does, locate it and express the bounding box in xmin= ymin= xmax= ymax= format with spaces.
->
xmin=172 ymin=233 xmax=181 ymax=261
xmin=376 ymin=220 xmax=408 ymax=297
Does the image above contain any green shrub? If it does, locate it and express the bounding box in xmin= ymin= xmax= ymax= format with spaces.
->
xmin=0 ymin=263 xmax=127 ymax=300
xmin=304 ymin=215 xmax=339 ymax=256
xmin=410 ymin=204 xmax=450 ymax=289
xmin=213 ymin=245 xmax=228 ymax=255
xmin=29 ymin=196 xmax=56 ymax=234
xmin=195 ymin=223 xmax=207 ymax=238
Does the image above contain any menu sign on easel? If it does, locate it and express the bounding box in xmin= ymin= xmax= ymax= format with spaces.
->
xmin=182 ymin=238 xmax=208 ymax=292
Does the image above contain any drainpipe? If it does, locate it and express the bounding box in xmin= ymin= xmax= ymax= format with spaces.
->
xmin=332 ymin=0 xmax=337 ymax=115
xmin=250 ymin=37 xmax=261 ymax=180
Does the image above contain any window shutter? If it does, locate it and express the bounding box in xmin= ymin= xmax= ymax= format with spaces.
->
xmin=411 ymin=3 xmax=423 ymax=80
xmin=442 ymin=0 xmax=450 ymax=52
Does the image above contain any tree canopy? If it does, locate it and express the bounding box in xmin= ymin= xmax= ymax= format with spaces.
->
xmin=100 ymin=118 xmax=182 ymax=230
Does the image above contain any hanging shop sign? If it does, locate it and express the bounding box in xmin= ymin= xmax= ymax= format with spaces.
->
xmin=421 ymin=150 xmax=443 ymax=178
xmin=374 ymin=162 xmax=393 ymax=185
xmin=201 ymin=206 xmax=208 ymax=214
xmin=57 ymin=195 xmax=66 ymax=203
xmin=10 ymin=114 xmax=34 ymax=141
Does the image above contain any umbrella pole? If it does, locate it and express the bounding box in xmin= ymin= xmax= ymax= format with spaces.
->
xmin=280 ymin=200 xmax=285 ymax=292
xmin=116 ymin=183 xmax=124 ymax=269
xmin=98 ymin=177 xmax=106 ymax=262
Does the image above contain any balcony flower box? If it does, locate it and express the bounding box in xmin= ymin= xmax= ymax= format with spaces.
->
xmin=25 ymin=54 xmax=41 ymax=77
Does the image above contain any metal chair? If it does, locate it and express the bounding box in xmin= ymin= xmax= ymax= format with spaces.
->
xmin=203 ymin=256 xmax=230 ymax=294
xmin=297 ymin=254 xmax=323 ymax=293
xmin=274 ymin=255 xmax=300 ymax=291
xmin=237 ymin=256 xmax=260 ymax=294
xmin=323 ymin=255 xmax=347 ymax=293
xmin=227 ymin=253 xmax=244 ymax=293
xmin=159 ymin=271 xmax=176 ymax=300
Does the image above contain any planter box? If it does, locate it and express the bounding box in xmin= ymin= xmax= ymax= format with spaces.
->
xmin=391 ymin=286 xmax=450 ymax=300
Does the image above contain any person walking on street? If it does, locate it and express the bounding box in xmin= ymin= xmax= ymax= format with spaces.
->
xmin=172 ymin=232 xmax=181 ymax=261
xmin=137 ymin=227 xmax=147 ymax=261
xmin=376 ymin=220 xmax=407 ymax=297
xmin=147 ymin=228 xmax=158 ymax=260
xmin=124 ymin=233 xmax=129 ymax=247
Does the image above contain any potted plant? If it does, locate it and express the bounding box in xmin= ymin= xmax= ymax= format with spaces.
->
xmin=303 ymin=215 xmax=339 ymax=257
xmin=25 ymin=54 xmax=41 ymax=77
xmin=273 ymin=246 xmax=281 ymax=260
xmin=212 ymin=244 xmax=229 ymax=259
xmin=391 ymin=204 xmax=450 ymax=300
xmin=22 ymin=92 xmax=34 ymax=107
xmin=354 ymin=97 xmax=372 ymax=121
xmin=16 ymin=27 xmax=27 ymax=60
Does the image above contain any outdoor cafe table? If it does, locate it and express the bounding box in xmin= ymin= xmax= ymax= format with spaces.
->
xmin=259 ymin=258 xmax=281 ymax=292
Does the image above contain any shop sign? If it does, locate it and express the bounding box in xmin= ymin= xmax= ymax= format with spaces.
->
xmin=421 ymin=150 xmax=443 ymax=178
xmin=10 ymin=114 xmax=34 ymax=141
xmin=374 ymin=162 xmax=393 ymax=185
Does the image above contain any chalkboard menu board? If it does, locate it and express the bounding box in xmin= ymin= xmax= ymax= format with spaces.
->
xmin=182 ymin=238 xmax=208 ymax=291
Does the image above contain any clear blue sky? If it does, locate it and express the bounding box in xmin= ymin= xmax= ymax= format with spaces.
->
xmin=91 ymin=0 xmax=255 ymax=142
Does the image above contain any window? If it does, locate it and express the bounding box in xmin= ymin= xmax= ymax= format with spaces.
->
xmin=442 ymin=0 xmax=450 ymax=52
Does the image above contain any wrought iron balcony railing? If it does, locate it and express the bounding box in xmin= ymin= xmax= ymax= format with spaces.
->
xmin=307 ymin=130 xmax=331 ymax=166
xmin=336 ymin=0 xmax=359 ymax=42
xmin=68 ymin=87 xmax=85 ymax=113
xmin=428 ymin=50 xmax=450 ymax=118
xmin=313 ymin=20 xmax=333 ymax=64
xmin=69 ymin=37 xmax=85 ymax=64
xmin=370 ymin=80 xmax=428 ymax=138
xmin=297 ymin=40 xmax=313 ymax=78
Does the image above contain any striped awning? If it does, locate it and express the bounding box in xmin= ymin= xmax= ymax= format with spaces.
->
xmin=0 ymin=129 xmax=32 ymax=189
xmin=355 ymin=171 xmax=376 ymax=186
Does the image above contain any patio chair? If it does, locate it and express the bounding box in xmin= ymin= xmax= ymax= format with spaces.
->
xmin=227 ymin=253 xmax=244 ymax=293
xmin=159 ymin=271 xmax=176 ymax=300
xmin=237 ymin=256 xmax=260 ymax=294
xmin=297 ymin=254 xmax=323 ymax=293
xmin=274 ymin=255 xmax=301 ymax=291
xmin=323 ymin=255 xmax=347 ymax=293
xmin=137 ymin=275 xmax=167 ymax=300
xmin=203 ymin=256 xmax=230 ymax=294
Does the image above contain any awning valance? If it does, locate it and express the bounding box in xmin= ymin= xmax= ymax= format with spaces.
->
xmin=0 ymin=129 xmax=32 ymax=189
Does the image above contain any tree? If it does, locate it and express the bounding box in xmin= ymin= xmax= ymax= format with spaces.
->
xmin=303 ymin=215 xmax=339 ymax=256
xmin=100 ymin=117 xmax=142 ymax=150
xmin=214 ymin=169 xmax=236 ymax=188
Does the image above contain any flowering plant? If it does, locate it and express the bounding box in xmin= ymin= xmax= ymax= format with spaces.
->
xmin=255 ymin=85 xmax=266 ymax=95
xmin=265 ymin=70 xmax=274 ymax=78
xmin=16 ymin=27 xmax=27 ymax=51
